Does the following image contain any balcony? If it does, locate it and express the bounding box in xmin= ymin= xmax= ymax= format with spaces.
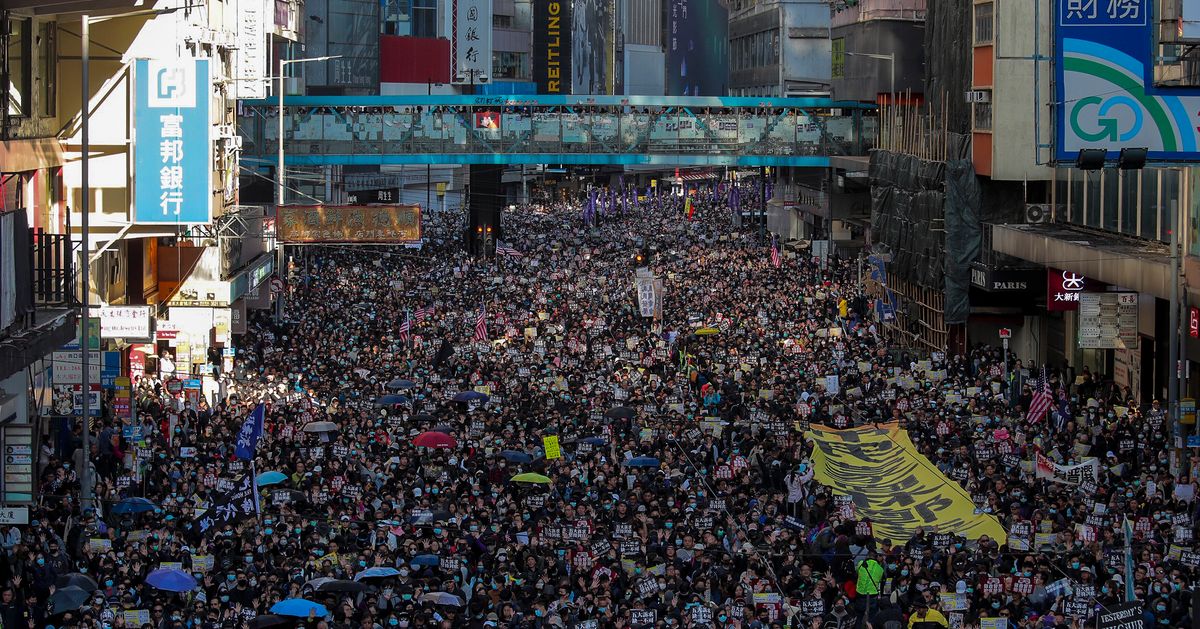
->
xmin=0 ymin=211 xmax=76 ymax=381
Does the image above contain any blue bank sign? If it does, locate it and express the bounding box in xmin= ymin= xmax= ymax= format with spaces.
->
xmin=133 ymin=58 xmax=211 ymax=224
xmin=1055 ymin=0 xmax=1200 ymax=162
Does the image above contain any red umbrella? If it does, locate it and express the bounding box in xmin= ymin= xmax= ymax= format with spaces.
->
xmin=413 ymin=431 xmax=457 ymax=449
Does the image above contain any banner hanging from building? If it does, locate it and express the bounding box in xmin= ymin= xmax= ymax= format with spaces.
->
xmin=806 ymin=422 xmax=1008 ymax=544
xmin=533 ymin=0 xmax=572 ymax=94
xmin=235 ymin=0 xmax=268 ymax=98
xmin=133 ymin=58 xmax=212 ymax=224
xmin=452 ymin=0 xmax=494 ymax=83
xmin=1055 ymin=0 xmax=1200 ymax=162
xmin=277 ymin=205 xmax=423 ymax=243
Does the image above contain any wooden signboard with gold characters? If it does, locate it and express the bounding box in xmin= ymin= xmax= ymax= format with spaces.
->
xmin=277 ymin=205 xmax=422 ymax=243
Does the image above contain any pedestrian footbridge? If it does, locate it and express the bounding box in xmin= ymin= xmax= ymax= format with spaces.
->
xmin=237 ymin=95 xmax=877 ymax=168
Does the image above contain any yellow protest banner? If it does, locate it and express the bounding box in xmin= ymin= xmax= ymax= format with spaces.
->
xmin=543 ymin=436 xmax=561 ymax=460
xmin=806 ymin=422 xmax=1007 ymax=544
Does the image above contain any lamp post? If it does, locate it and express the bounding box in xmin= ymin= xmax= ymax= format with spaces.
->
xmin=277 ymin=55 xmax=340 ymax=207
xmin=844 ymin=51 xmax=896 ymax=103
xmin=79 ymin=5 xmax=180 ymax=514
xmin=276 ymin=55 xmax=339 ymax=322
xmin=427 ymin=79 xmax=444 ymax=212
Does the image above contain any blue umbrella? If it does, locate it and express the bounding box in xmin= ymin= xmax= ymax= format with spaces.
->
xmin=111 ymin=497 xmax=157 ymax=515
xmin=410 ymin=554 xmax=440 ymax=567
xmin=579 ymin=437 xmax=606 ymax=446
xmin=374 ymin=394 xmax=410 ymax=407
xmin=256 ymin=471 xmax=288 ymax=486
xmin=452 ymin=391 xmax=489 ymax=403
xmin=386 ymin=379 xmax=417 ymax=390
xmin=354 ymin=567 xmax=402 ymax=581
xmin=145 ymin=567 xmax=198 ymax=592
xmin=624 ymin=456 xmax=661 ymax=468
xmin=500 ymin=450 xmax=533 ymax=464
xmin=270 ymin=599 xmax=330 ymax=618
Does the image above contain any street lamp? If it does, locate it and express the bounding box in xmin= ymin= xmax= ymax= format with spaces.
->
xmin=274 ymin=55 xmax=339 ymax=323
xmin=455 ymin=69 xmax=489 ymax=94
xmin=844 ymin=51 xmax=895 ymax=103
xmin=277 ymin=55 xmax=340 ymax=206
xmin=79 ymin=5 xmax=181 ymax=514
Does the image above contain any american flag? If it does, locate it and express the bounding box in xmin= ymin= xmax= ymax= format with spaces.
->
xmin=770 ymin=236 xmax=782 ymax=268
xmin=495 ymin=242 xmax=523 ymax=257
xmin=398 ymin=311 xmax=412 ymax=344
xmin=473 ymin=304 xmax=488 ymax=342
xmin=415 ymin=304 xmax=436 ymax=322
xmin=1027 ymin=366 xmax=1053 ymax=422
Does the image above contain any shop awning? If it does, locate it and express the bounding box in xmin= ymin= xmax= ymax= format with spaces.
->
xmin=991 ymin=223 xmax=1173 ymax=299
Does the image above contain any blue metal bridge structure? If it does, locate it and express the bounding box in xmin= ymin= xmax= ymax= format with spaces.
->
xmin=238 ymin=95 xmax=878 ymax=168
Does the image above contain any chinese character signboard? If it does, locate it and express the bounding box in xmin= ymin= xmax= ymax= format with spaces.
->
xmin=1055 ymin=0 xmax=1200 ymax=162
xmin=99 ymin=306 xmax=154 ymax=340
xmin=1077 ymin=292 xmax=1139 ymax=349
xmin=533 ymin=0 xmax=572 ymax=94
xmin=1046 ymin=267 xmax=1104 ymax=311
xmin=452 ymin=0 xmax=493 ymax=82
xmin=277 ymin=205 xmax=423 ymax=243
xmin=133 ymin=58 xmax=212 ymax=224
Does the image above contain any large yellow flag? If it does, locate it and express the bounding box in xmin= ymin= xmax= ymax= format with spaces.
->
xmin=806 ymin=422 xmax=1007 ymax=545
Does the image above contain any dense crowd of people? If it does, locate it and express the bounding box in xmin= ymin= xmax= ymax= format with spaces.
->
xmin=12 ymin=186 xmax=1199 ymax=629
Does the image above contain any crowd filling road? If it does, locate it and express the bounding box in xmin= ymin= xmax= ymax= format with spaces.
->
xmin=13 ymin=189 xmax=1200 ymax=629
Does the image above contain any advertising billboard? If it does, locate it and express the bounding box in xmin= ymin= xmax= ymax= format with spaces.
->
xmin=277 ymin=205 xmax=423 ymax=243
xmin=533 ymin=0 xmax=573 ymax=94
xmin=1055 ymin=0 xmax=1200 ymax=162
xmin=572 ymin=0 xmax=611 ymax=94
xmin=667 ymin=0 xmax=729 ymax=96
xmin=133 ymin=58 xmax=212 ymax=224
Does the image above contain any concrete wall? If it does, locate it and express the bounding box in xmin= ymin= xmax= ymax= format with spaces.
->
xmin=830 ymin=20 xmax=924 ymax=102
xmin=987 ymin=0 xmax=1053 ymax=180
xmin=625 ymin=46 xmax=665 ymax=96
xmin=780 ymin=0 xmax=831 ymax=95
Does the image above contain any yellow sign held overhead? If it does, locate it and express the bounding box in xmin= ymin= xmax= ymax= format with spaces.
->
xmin=806 ymin=422 xmax=1007 ymax=544
xmin=543 ymin=436 xmax=561 ymax=460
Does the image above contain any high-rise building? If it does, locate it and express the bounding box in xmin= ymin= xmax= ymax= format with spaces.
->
xmin=727 ymin=0 xmax=831 ymax=97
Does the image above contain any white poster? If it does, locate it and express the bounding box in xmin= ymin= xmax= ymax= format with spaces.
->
xmin=453 ymin=0 xmax=494 ymax=82
xmin=236 ymin=0 xmax=268 ymax=99
xmin=636 ymin=278 xmax=655 ymax=318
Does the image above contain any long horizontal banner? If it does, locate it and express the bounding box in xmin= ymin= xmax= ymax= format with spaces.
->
xmin=277 ymin=205 xmax=422 ymax=243
xmin=807 ymin=422 xmax=1007 ymax=544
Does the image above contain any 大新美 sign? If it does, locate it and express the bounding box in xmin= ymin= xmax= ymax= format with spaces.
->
xmin=133 ymin=58 xmax=212 ymax=224
xmin=1056 ymin=0 xmax=1200 ymax=162
xmin=277 ymin=205 xmax=423 ymax=243
xmin=99 ymin=306 xmax=154 ymax=340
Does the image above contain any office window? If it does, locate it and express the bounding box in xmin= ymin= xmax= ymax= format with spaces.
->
xmin=493 ymin=51 xmax=529 ymax=80
xmin=493 ymin=14 xmax=513 ymax=28
xmin=5 ymin=17 xmax=31 ymax=117
xmin=973 ymin=100 xmax=992 ymax=130
xmin=382 ymin=0 xmax=438 ymax=37
xmin=39 ymin=21 xmax=55 ymax=117
xmin=974 ymin=2 xmax=994 ymax=45
xmin=831 ymin=38 xmax=845 ymax=79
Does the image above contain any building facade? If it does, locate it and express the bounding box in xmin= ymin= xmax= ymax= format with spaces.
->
xmin=727 ymin=0 xmax=831 ymax=97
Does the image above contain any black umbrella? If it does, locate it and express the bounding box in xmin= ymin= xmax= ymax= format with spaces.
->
xmin=605 ymin=406 xmax=636 ymax=419
xmin=55 ymin=573 xmax=98 ymax=591
xmin=412 ymin=412 xmax=436 ymax=423
xmin=316 ymin=579 xmax=371 ymax=593
xmin=248 ymin=615 xmax=297 ymax=629
xmin=50 ymin=585 xmax=90 ymax=615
